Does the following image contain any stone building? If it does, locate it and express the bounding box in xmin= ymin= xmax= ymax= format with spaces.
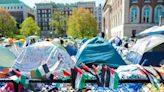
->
xmin=0 ymin=0 xmax=35 ymax=28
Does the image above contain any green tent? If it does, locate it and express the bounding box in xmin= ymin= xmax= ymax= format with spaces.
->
xmin=0 ymin=45 xmax=16 ymax=69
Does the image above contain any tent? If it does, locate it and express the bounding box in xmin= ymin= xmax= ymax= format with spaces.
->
xmin=12 ymin=41 xmax=74 ymax=73
xmin=137 ymin=25 xmax=164 ymax=36
xmin=75 ymin=37 xmax=126 ymax=68
xmin=0 ymin=45 xmax=16 ymax=69
xmin=137 ymin=26 xmax=159 ymax=36
xmin=126 ymin=34 xmax=164 ymax=66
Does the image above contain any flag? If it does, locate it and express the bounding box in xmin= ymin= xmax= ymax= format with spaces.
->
xmin=92 ymin=65 xmax=97 ymax=74
xmin=35 ymin=64 xmax=50 ymax=79
xmin=82 ymin=63 xmax=90 ymax=72
xmin=109 ymin=68 xmax=119 ymax=89
xmin=137 ymin=66 xmax=160 ymax=90
xmin=75 ymin=67 xmax=86 ymax=90
xmin=82 ymin=63 xmax=94 ymax=75
xmin=0 ymin=82 xmax=14 ymax=92
xmin=92 ymin=65 xmax=101 ymax=86
xmin=143 ymin=68 xmax=160 ymax=90
xmin=63 ymin=69 xmax=71 ymax=80
xmin=63 ymin=70 xmax=71 ymax=76
xmin=8 ymin=71 xmax=20 ymax=84
xmin=20 ymin=75 xmax=29 ymax=88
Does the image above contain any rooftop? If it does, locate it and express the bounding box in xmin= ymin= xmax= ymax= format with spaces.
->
xmin=0 ymin=0 xmax=22 ymax=4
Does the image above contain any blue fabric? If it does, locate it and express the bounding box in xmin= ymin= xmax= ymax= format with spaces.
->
xmin=76 ymin=37 xmax=126 ymax=68
xmin=140 ymin=52 xmax=164 ymax=67
xmin=126 ymin=51 xmax=164 ymax=67
xmin=65 ymin=45 xmax=77 ymax=56
xmin=126 ymin=51 xmax=142 ymax=64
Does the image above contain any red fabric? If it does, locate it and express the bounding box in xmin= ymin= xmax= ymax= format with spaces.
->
xmin=92 ymin=65 xmax=97 ymax=74
xmin=75 ymin=67 xmax=83 ymax=75
xmin=13 ymin=70 xmax=22 ymax=77
xmin=110 ymin=68 xmax=115 ymax=74
xmin=82 ymin=63 xmax=90 ymax=72
xmin=63 ymin=70 xmax=71 ymax=76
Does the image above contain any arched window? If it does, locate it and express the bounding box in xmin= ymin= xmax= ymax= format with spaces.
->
xmin=130 ymin=6 xmax=139 ymax=23
xmin=142 ymin=5 xmax=152 ymax=23
xmin=154 ymin=5 xmax=164 ymax=23
xmin=131 ymin=0 xmax=138 ymax=3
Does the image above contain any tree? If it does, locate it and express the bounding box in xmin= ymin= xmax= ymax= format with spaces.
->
xmin=67 ymin=8 xmax=98 ymax=38
xmin=0 ymin=8 xmax=17 ymax=37
xmin=49 ymin=11 xmax=67 ymax=37
xmin=20 ymin=17 xmax=40 ymax=36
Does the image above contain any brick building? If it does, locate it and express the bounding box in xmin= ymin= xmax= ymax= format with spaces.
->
xmin=36 ymin=1 xmax=102 ymax=38
xmin=102 ymin=0 xmax=164 ymax=39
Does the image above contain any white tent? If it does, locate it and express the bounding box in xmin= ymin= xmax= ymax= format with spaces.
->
xmin=12 ymin=41 xmax=74 ymax=73
xmin=137 ymin=26 xmax=159 ymax=36
xmin=137 ymin=25 xmax=164 ymax=36
xmin=132 ymin=34 xmax=164 ymax=54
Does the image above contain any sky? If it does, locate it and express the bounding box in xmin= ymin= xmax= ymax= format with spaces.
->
xmin=21 ymin=0 xmax=105 ymax=8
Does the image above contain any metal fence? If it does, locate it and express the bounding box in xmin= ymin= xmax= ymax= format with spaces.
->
xmin=0 ymin=78 xmax=163 ymax=92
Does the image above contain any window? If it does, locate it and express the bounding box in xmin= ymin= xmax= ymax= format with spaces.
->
xmin=38 ymin=10 xmax=40 ymax=13
xmin=144 ymin=0 xmax=151 ymax=3
xmin=130 ymin=6 xmax=139 ymax=23
xmin=157 ymin=0 xmax=163 ymax=2
xmin=142 ymin=5 xmax=152 ymax=23
xmin=42 ymin=10 xmax=44 ymax=13
xmin=131 ymin=0 xmax=138 ymax=3
xmin=154 ymin=5 xmax=164 ymax=23
xmin=48 ymin=10 xmax=51 ymax=13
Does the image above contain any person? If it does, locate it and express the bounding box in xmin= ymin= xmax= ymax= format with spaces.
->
xmin=60 ymin=38 xmax=64 ymax=45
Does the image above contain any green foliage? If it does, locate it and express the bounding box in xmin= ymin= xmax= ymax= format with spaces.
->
xmin=13 ymin=34 xmax=25 ymax=40
xmin=20 ymin=17 xmax=40 ymax=36
xmin=0 ymin=9 xmax=17 ymax=37
xmin=67 ymin=8 xmax=98 ymax=38
xmin=49 ymin=11 xmax=67 ymax=37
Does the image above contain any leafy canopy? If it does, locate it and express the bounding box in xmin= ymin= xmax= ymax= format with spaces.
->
xmin=20 ymin=17 xmax=40 ymax=36
xmin=67 ymin=8 xmax=98 ymax=38
xmin=0 ymin=8 xmax=17 ymax=37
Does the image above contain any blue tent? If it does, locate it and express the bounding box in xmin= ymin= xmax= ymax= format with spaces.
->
xmin=75 ymin=37 xmax=126 ymax=68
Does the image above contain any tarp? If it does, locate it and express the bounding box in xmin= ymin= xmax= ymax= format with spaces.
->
xmin=137 ymin=26 xmax=159 ymax=36
xmin=137 ymin=25 xmax=164 ymax=36
xmin=12 ymin=41 xmax=74 ymax=73
xmin=75 ymin=37 xmax=126 ymax=68
xmin=0 ymin=45 xmax=16 ymax=69
xmin=126 ymin=34 xmax=164 ymax=66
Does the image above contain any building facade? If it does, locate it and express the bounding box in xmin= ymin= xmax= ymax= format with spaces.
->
xmin=95 ymin=4 xmax=102 ymax=33
xmin=103 ymin=0 xmax=164 ymax=39
xmin=0 ymin=0 xmax=35 ymax=27
xmin=36 ymin=1 xmax=102 ymax=38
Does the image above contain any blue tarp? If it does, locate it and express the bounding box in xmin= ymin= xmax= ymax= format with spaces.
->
xmin=75 ymin=37 xmax=126 ymax=68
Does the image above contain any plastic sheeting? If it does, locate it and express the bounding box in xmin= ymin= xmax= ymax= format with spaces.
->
xmin=76 ymin=37 xmax=126 ymax=68
xmin=12 ymin=41 xmax=74 ymax=73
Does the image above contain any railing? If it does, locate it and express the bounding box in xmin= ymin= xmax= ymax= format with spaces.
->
xmin=0 ymin=78 xmax=163 ymax=92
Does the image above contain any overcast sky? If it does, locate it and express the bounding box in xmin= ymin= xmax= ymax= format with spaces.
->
xmin=21 ymin=0 xmax=105 ymax=8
